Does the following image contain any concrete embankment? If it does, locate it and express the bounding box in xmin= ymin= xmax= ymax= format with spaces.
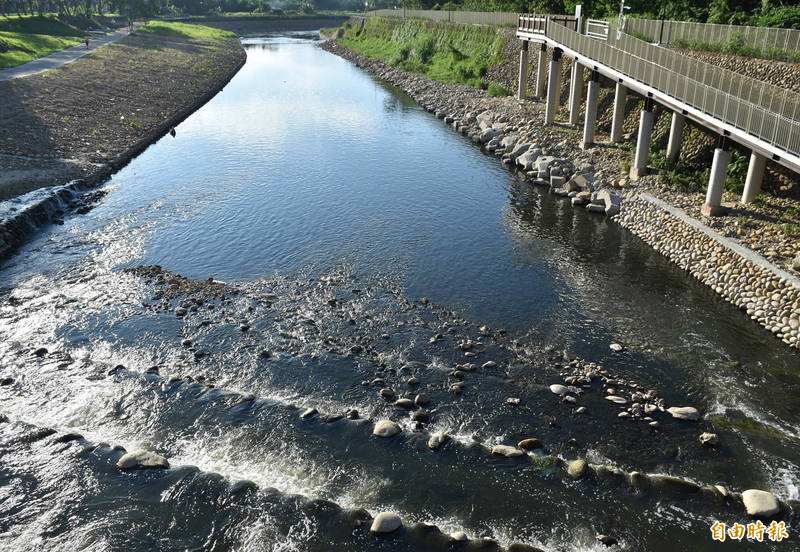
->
xmin=321 ymin=39 xmax=800 ymax=351
xmin=0 ymin=27 xmax=246 ymax=258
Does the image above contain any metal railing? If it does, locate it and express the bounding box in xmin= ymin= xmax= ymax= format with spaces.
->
xmin=366 ymin=9 xmax=518 ymax=26
xmin=517 ymin=14 xmax=547 ymax=35
xmin=608 ymin=31 xmax=800 ymax=124
xmin=625 ymin=17 xmax=800 ymax=55
xmin=541 ymin=19 xmax=800 ymax=157
xmin=517 ymin=13 xmax=577 ymax=34
xmin=586 ymin=18 xmax=610 ymax=41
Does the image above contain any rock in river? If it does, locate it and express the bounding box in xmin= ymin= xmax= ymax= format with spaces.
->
xmin=428 ymin=433 xmax=450 ymax=451
xmin=568 ymin=459 xmax=588 ymax=479
xmin=699 ymin=432 xmax=719 ymax=446
xmin=117 ymin=450 xmax=169 ymax=470
xmin=373 ymin=420 xmax=401 ymax=438
xmin=300 ymin=408 xmax=317 ymax=418
xmin=492 ymin=445 xmax=524 ymax=457
xmin=549 ymin=384 xmax=568 ymax=395
xmin=370 ymin=512 xmax=402 ymax=534
xmin=742 ymin=489 xmax=780 ymax=518
xmin=667 ymin=406 xmax=699 ymax=421
xmin=411 ymin=410 xmax=430 ymax=422
xmin=518 ymin=438 xmax=543 ymax=450
xmin=395 ymin=398 xmax=415 ymax=409
xmin=605 ymin=395 xmax=627 ymax=404
xmin=508 ymin=544 xmax=545 ymax=552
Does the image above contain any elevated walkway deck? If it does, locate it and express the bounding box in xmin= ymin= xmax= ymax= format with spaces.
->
xmin=516 ymin=15 xmax=800 ymax=174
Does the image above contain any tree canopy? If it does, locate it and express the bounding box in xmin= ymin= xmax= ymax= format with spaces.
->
xmin=2 ymin=0 xmax=798 ymax=29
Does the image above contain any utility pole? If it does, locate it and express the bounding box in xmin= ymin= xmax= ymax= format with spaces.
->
xmin=616 ymin=0 xmax=630 ymax=41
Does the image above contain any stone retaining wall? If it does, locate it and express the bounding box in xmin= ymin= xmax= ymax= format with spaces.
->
xmin=616 ymin=196 xmax=800 ymax=349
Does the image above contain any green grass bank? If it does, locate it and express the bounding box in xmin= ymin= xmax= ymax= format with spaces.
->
xmin=139 ymin=20 xmax=237 ymax=42
xmin=0 ymin=15 xmax=84 ymax=69
xmin=337 ymin=17 xmax=510 ymax=94
xmin=0 ymin=14 xmax=127 ymax=70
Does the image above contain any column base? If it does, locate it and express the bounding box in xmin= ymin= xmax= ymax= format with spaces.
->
xmin=701 ymin=203 xmax=728 ymax=217
xmin=629 ymin=166 xmax=648 ymax=179
xmin=581 ymin=141 xmax=593 ymax=150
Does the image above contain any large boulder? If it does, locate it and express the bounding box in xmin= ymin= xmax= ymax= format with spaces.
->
xmin=476 ymin=111 xmax=494 ymax=131
xmin=508 ymin=142 xmax=530 ymax=161
xmin=479 ymin=127 xmax=504 ymax=144
xmin=667 ymin=406 xmax=700 ymax=421
xmin=568 ymin=459 xmax=588 ymax=479
xmin=500 ymin=134 xmax=519 ymax=151
xmin=590 ymin=190 xmax=622 ymax=216
xmin=535 ymin=156 xmax=557 ymax=178
xmin=742 ymin=489 xmax=780 ymax=517
xmin=370 ymin=512 xmax=403 ymax=534
xmin=427 ymin=433 xmax=450 ymax=451
xmin=117 ymin=450 xmax=169 ymax=470
xmin=373 ymin=420 xmax=401 ymax=437
xmin=569 ymin=173 xmax=596 ymax=191
xmin=516 ymin=150 xmax=539 ymax=171
xmin=491 ymin=444 xmax=524 ymax=457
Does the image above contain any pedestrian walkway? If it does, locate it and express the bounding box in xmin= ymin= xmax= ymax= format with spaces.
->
xmin=0 ymin=23 xmax=140 ymax=81
xmin=516 ymin=14 xmax=800 ymax=214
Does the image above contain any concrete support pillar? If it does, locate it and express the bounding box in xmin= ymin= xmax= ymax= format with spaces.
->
xmin=517 ymin=41 xmax=529 ymax=101
xmin=741 ymin=151 xmax=767 ymax=204
xmin=568 ymin=60 xmax=584 ymax=125
xmin=610 ymin=81 xmax=627 ymax=144
xmin=702 ymin=136 xmax=732 ymax=216
xmin=581 ymin=70 xmax=600 ymax=149
xmin=545 ymin=48 xmax=563 ymax=125
xmin=666 ymin=112 xmax=686 ymax=161
xmin=535 ymin=43 xmax=547 ymax=98
xmin=630 ymin=97 xmax=655 ymax=179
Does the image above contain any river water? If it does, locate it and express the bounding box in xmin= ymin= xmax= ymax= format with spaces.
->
xmin=1 ymin=33 xmax=799 ymax=551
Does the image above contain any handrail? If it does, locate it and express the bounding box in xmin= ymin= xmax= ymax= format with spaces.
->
xmin=541 ymin=19 xmax=800 ymax=157
xmin=608 ymin=31 xmax=800 ymax=124
xmin=586 ymin=19 xmax=609 ymax=41
xmin=625 ymin=17 xmax=800 ymax=56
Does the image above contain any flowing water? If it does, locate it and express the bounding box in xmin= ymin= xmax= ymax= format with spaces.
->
xmin=1 ymin=33 xmax=799 ymax=551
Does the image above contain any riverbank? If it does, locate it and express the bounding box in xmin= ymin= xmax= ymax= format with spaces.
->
xmin=0 ymin=23 xmax=245 ymax=256
xmin=197 ymin=15 xmax=349 ymax=36
xmin=320 ymin=39 xmax=800 ymax=352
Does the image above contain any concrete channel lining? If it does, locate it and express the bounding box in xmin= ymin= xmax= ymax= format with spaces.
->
xmin=639 ymin=192 xmax=800 ymax=291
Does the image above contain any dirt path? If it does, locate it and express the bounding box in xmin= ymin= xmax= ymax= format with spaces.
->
xmin=0 ymin=30 xmax=245 ymax=201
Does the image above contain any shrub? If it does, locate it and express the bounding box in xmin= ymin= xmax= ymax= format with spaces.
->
xmin=487 ymin=82 xmax=511 ymax=96
xmin=412 ymin=36 xmax=436 ymax=64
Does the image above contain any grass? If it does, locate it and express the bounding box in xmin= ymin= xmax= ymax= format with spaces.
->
xmin=0 ymin=31 xmax=82 ymax=69
xmin=487 ymin=82 xmax=511 ymax=97
xmin=139 ymin=21 xmax=237 ymax=42
xmin=338 ymin=17 xmax=507 ymax=89
xmin=0 ymin=15 xmax=108 ymax=69
xmin=672 ymin=34 xmax=800 ymax=64
xmin=782 ymin=223 xmax=800 ymax=236
xmin=649 ymin=139 xmax=748 ymax=195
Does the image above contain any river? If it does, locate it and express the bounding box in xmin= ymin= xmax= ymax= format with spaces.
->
xmin=0 ymin=33 xmax=798 ymax=551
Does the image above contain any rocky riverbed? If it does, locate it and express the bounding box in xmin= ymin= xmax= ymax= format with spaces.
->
xmin=320 ymin=39 xmax=800 ymax=352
